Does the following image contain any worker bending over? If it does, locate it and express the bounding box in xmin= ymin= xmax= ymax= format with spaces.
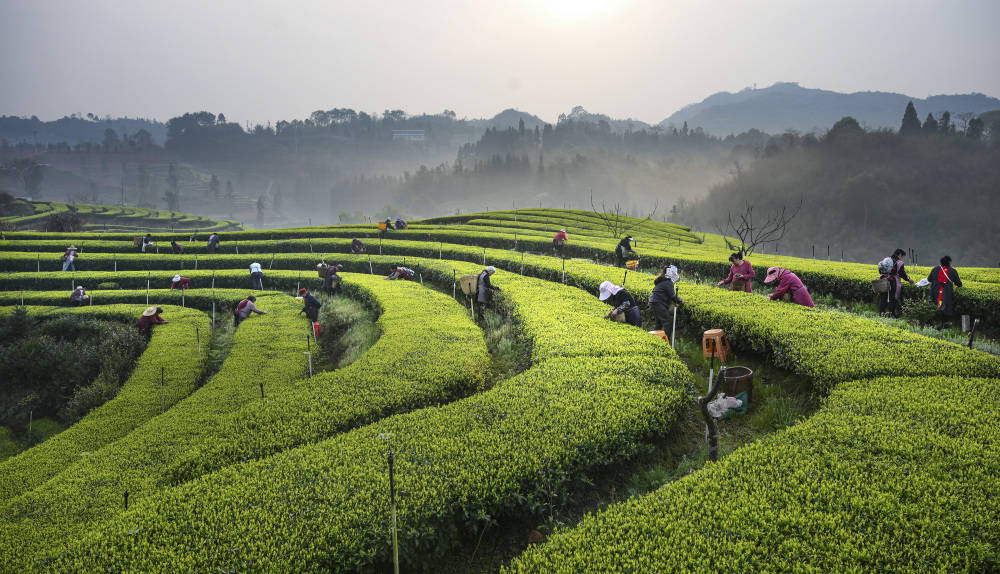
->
xmin=718 ymin=252 xmax=755 ymax=292
xmin=69 ymin=286 xmax=88 ymax=306
xmin=764 ymin=267 xmax=815 ymax=308
xmin=298 ymin=288 xmax=322 ymax=322
xmin=138 ymin=306 xmax=168 ymax=340
xmin=553 ymin=229 xmax=568 ymax=255
xmin=170 ymin=274 xmax=191 ymax=289
xmin=385 ymin=266 xmax=415 ymax=280
xmin=598 ymin=280 xmax=641 ymax=327
xmin=249 ymin=262 xmax=264 ymax=290
xmin=234 ymin=295 xmax=267 ymax=327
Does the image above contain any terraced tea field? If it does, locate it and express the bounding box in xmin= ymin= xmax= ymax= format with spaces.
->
xmin=1 ymin=208 xmax=997 ymax=572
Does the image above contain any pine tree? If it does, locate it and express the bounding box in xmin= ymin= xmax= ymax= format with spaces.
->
xmin=967 ymin=117 xmax=985 ymax=140
xmin=922 ymin=113 xmax=939 ymax=134
xmin=900 ymin=102 xmax=921 ymax=134
xmin=940 ymin=111 xmax=952 ymax=134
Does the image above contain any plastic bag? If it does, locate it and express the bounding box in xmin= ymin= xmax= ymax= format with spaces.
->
xmin=706 ymin=393 xmax=743 ymax=419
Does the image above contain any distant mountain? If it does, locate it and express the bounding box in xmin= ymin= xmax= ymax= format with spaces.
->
xmin=559 ymin=106 xmax=654 ymax=132
xmin=660 ymin=82 xmax=1000 ymax=136
xmin=0 ymin=115 xmax=167 ymax=146
xmin=472 ymin=108 xmax=547 ymax=131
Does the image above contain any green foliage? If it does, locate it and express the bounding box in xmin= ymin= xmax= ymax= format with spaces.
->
xmin=317 ymin=294 xmax=379 ymax=369
xmin=0 ymin=296 xmax=304 ymax=567
xmin=0 ymin=310 xmax=146 ymax=431
xmin=506 ymin=376 xmax=1000 ymax=573
xmin=901 ymin=298 xmax=939 ymax=326
xmin=0 ymin=305 xmax=208 ymax=503
xmin=0 ymin=208 xmax=997 ymax=572
xmin=159 ymin=273 xmax=491 ymax=485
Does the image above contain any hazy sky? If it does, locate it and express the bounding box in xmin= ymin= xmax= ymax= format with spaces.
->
xmin=2 ymin=0 xmax=998 ymax=125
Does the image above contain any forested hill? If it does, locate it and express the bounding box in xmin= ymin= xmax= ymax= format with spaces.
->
xmin=662 ymin=82 xmax=1000 ymax=136
xmin=681 ymin=118 xmax=1000 ymax=267
xmin=0 ymin=115 xmax=167 ymax=146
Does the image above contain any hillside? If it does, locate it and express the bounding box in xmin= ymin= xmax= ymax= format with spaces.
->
xmin=661 ymin=82 xmax=1000 ymax=135
xmin=0 ymin=207 xmax=997 ymax=572
xmin=0 ymin=115 xmax=167 ymax=146
xmin=682 ymin=123 xmax=1000 ymax=266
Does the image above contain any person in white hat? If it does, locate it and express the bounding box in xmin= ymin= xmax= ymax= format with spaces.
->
xmin=170 ymin=274 xmax=190 ymax=290
xmin=61 ymin=245 xmax=78 ymax=272
xmin=598 ymin=280 xmax=641 ymax=326
xmin=138 ymin=306 xmax=167 ymax=339
xmin=68 ymin=285 xmax=87 ymax=306
xmin=475 ymin=266 xmax=501 ymax=320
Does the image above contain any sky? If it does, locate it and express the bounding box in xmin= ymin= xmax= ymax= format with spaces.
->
xmin=1 ymin=0 xmax=998 ymax=125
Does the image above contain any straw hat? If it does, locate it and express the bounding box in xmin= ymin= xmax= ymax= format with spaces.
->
xmin=142 ymin=306 xmax=158 ymax=317
xmin=173 ymin=274 xmax=182 ymax=282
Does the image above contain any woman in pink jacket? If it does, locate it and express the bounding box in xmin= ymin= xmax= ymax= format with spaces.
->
xmin=764 ymin=266 xmax=814 ymax=308
xmin=717 ymin=252 xmax=755 ymax=292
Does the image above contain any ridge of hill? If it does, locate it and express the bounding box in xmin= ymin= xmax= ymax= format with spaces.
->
xmin=661 ymin=82 xmax=1000 ymax=135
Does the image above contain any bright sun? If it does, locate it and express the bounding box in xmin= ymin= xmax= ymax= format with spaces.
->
xmin=541 ymin=0 xmax=615 ymax=21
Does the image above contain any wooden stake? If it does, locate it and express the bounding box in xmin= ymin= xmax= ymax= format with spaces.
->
xmin=389 ymin=450 xmax=400 ymax=574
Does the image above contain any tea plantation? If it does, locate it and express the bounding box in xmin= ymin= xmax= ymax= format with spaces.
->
xmin=0 ymin=208 xmax=997 ymax=572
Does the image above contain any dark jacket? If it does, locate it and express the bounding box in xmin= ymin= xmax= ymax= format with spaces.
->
xmin=324 ymin=267 xmax=342 ymax=289
xmin=302 ymin=293 xmax=321 ymax=312
xmin=605 ymin=288 xmax=641 ymax=327
xmin=650 ymin=276 xmax=681 ymax=306
xmin=615 ymin=237 xmax=633 ymax=257
xmin=927 ymin=265 xmax=962 ymax=315
xmin=476 ymin=270 xmax=499 ymax=304
xmin=606 ymin=288 xmax=637 ymax=311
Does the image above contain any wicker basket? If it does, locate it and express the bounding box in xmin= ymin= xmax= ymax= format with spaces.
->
xmin=459 ymin=275 xmax=478 ymax=296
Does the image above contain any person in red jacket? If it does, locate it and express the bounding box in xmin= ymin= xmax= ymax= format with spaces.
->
xmin=138 ymin=306 xmax=168 ymax=340
xmin=717 ymin=252 xmax=755 ymax=293
xmin=170 ymin=274 xmax=191 ymax=289
xmin=553 ymin=229 xmax=568 ymax=255
xmin=764 ymin=267 xmax=815 ymax=308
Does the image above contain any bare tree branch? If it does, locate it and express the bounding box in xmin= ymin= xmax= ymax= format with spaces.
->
xmin=715 ymin=199 xmax=802 ymax=256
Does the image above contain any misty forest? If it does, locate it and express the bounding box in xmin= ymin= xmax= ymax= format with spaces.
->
xmin=3 ymin=93 xmax=999 ymax=265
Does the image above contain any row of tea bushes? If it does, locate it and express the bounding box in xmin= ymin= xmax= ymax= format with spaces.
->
xmin=506 ymin=375 xmax=1000 ymax=573
xmin=160 ymin=273 xmax=492 ymax=484
xmin=39 ymin=261 xmax=693 ymax=571
xmin=0 ymin=305 xmax=210 ymax=502
xmin=0 ymin=293 xmax=308 ymax=571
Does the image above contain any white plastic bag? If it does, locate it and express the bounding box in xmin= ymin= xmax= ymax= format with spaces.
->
xmin=706 ymin=393 xmax=743 ymax=419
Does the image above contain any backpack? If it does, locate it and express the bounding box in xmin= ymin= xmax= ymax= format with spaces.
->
xmin=877 ymin=257 xmax=894 ymax=275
